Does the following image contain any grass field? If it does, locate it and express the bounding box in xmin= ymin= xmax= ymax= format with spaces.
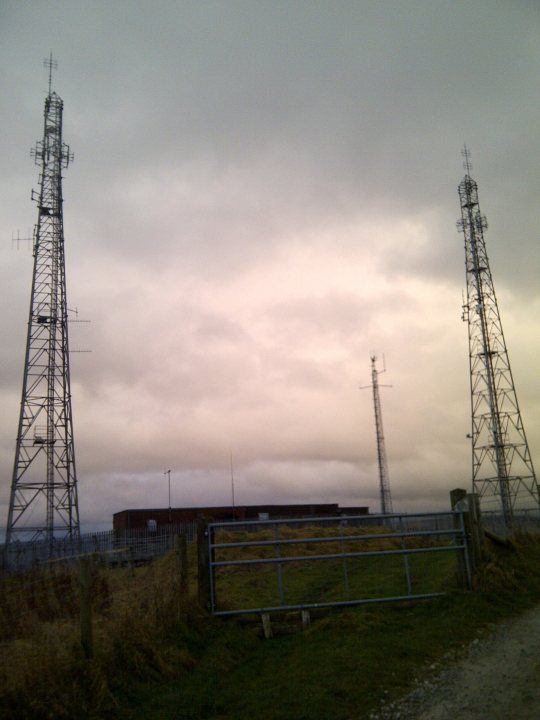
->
xmin=1 ymin=528 xmax=539 ymax=719
xmin=210 ymin=524 xmax=460 ymax=612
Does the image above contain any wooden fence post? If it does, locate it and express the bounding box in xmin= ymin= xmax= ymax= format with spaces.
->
xmin=79 ymin=556 xmax=93 ymax=659
xmin=175 ymin=533 xmax=188 ymax=594
xmin=128 ymin=545 xmax=135 ymax=576
xmin=261 ymin=613 xmax=273 ymax=639
xmin=197 ymin=518 xmax=211 ymax=610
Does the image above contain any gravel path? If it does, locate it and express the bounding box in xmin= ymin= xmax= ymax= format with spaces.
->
xmin=372 ymin=604 xmax=540 ymax=720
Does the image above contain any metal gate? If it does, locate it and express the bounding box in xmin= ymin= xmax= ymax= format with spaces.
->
xmin=204 ymin=511 xmax=471 ymax=616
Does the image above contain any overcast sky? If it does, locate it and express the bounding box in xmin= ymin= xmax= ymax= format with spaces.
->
xmin=1 ymin=1 xmax=539 ymax=533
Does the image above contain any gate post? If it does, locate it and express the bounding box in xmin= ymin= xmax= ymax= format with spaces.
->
xmin=197 ymin=517 xmax=211 ymax=610
xmin=450 ymin=488 xmax=472 ymax=587
xmin=467 ymin=492 xmax=484 ymax=567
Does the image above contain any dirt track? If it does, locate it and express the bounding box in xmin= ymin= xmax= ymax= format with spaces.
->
xmin=373 ymin=604 xmax=540 ymax=720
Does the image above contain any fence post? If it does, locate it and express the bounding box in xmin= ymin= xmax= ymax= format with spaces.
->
xmin=128 ymin=544 xmax=135 ymax=576
xmin=301 ymin=609 xmax=311 ymax=629
xmin=79 ymin=556 xmax=93 ymax=659
xmin=450 ymin=489 xmax=483 ymax=573
xmin=261 ymin=613 xmax=273 ymax=639
xmin=467 ymin=492 xmax=484 ymax=567
xmin=450 ymin=488 xmax=472 ymax=587
xmin=197 ymin=517 xmax=211 ymax=610
xmin=175 ymin=533 xmax=188 ymax=594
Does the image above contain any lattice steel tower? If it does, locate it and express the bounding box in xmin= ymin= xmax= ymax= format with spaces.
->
xmin=362 ymin=356 xmax=393 ymax=514
xmin=6 ymin=56 xmax=79 ymax=547
xmin=457 ymin=147 xmax=538 ymax=529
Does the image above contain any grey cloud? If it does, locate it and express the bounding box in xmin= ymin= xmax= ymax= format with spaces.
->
xmin=1 ymin=1 xmax=539 ymax=532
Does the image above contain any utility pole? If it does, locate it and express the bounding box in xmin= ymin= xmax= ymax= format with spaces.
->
xmin=457 ymin=146 xmax=538 ymax=529
xmin=164 ymin=469 xmax=172 ymax=523
xmin=361 ymin=356 xmax=393 ymax=515
xmin=6 ymin=55 xmax=79 ymax=552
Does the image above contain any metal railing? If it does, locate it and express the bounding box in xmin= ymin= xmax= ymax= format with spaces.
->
xmin=480 ymin=508 xmax=540 ymax=537
xmin=1 ymin=522 xmax=197 ymax=572
xmin=205 ymin=511 xmax=471 ymax=616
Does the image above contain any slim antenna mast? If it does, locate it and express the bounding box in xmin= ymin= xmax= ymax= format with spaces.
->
xmin=462 ymin=144 xmax=473 ymax=176
xmin=361 ymin=355 xmax=393 ymax=514
xmin=164 ymin=469 xmax=172 ymax=524
xmin=44 ymin=52 xmax=57 ymax=96
xmin=457 ymin=147 xmax=538 ymax=529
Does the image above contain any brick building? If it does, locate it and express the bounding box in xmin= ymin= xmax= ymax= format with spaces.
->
xmin=113 ymin=503 xmax=369 ymax=531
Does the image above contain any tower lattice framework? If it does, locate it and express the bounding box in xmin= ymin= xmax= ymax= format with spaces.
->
xmin=362 ymin=356 xmax=393 ymax=515
xmin=457 ymin=148 xmax=538 ymax=528
xmin=6 ymin=57 xmax=79 ymax=547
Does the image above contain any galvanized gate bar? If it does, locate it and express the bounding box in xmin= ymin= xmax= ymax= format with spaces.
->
xmin=210 ymin=528 xmax=463 ymax=551
xmin=207 ymin=510 xmax=458 ymax=529
xmin=212 ymin=592 xmax=448 ymax=618
xmin=206 ymin=510 xmax=471 ymax=616
xmin=210 ymin=544 xmax=465 ymax=568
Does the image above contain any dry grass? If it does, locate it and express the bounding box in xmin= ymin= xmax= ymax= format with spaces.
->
xmin=0 ymin=551 xmax=199 ymax=719
xmin=474 ymin=529 xmax=540 ymax=594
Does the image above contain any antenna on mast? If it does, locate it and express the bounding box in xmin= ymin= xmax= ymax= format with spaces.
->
xmin=43 ymin=52 xmax=57 ymax=96
xmin=461 ymin=144 xmax=472 ymax=175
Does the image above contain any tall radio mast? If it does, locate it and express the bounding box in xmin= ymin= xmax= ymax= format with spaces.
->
xmin=6 ymin=55 xmax=79 ymax=549
xmin=457 ymin=147 xmax=538 ymax=529
xmin=361 ymin=355 xmax=393 ymax=515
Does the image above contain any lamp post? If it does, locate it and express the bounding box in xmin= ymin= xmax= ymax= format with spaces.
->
xmin=164 ymin=469 xmax=171 ymax=524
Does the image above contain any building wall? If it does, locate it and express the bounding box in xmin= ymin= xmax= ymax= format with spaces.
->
xmin=113 ymin=503 xmax=368 ymax=531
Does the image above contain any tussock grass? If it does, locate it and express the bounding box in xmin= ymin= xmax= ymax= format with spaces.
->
xmin=475 ymin=529 xmax=540 ymax=597
xmin=0 ymin=551 xmax=201 ymax=719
